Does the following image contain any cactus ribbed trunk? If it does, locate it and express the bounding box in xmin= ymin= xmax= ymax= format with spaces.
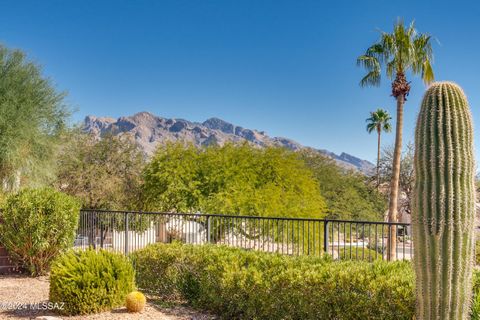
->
xmin=413 ymin=82 xmax=476 ymax=320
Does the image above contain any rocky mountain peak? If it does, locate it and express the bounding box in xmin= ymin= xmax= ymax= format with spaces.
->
xmin=202 ymin=117 xmax=235 ymax=134
xmin=83 ymin=112 xmax=375 ymax=174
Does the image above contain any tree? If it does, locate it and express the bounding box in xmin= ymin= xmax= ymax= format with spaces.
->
xmin=357 ymin=20 xmax=434 ymax=260
xmin=300 ymin=149 xmax=386 ymax=221
xmin=54 ymin=132 xmax=145 ymax=210
xmin=142 ymin=142 xmax=326 ymax=218
xmin=378 ymin=143 xmax=414 ymax=224
xmin=0 ymin=44 xmax=69 ymax=191
xmin=366 ymin=109 xmax=392 ymax=189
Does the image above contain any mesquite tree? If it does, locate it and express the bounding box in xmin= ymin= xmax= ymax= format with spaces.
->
xmin=413 ymin=82 xmax=475 ymax=319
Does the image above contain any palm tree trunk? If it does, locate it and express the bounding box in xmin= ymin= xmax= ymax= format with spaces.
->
xmin=376 ymin=129 xmax=381 ymax=189
xmin=387 ymin=94 xmax=404 ymax=261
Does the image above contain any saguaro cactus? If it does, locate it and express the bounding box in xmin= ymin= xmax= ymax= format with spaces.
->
xmin=413 ymin=82 xmax=476 ymax=319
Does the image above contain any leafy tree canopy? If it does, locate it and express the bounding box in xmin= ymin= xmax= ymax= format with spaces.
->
xmin=0 ymin=44 xmax=69 ymax=191
xmin=54 ymin=132 xmax=145 ymax=210
xmin=300 ymin=149 xmax=387 ymax=221
xmin=142 ymin=143 xmax=327 ymax=218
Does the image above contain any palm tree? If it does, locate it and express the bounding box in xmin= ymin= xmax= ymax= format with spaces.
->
xmin=366 ymin=109 xmax=392 ymax=189
xmin=357 ymin=20 xmax=434 ymax=260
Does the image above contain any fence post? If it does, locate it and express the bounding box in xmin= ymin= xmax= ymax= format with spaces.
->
xmin=206 ymin=216 xmax=211 ymax=243
xmin=323 ymin=220 xmax=329 ymax=253
xmin=124 ymin=212 xmax=129 ymax=255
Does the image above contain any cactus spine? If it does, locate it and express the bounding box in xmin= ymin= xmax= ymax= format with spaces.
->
xmin=413 ymin=82 xmax=476 ymax=319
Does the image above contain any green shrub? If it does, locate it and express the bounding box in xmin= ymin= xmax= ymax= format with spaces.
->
xmin=49 ymin=248 xmax=135 ymax=315
xmin=476 ymin=240 xmax=480 ymax=265
xmin=132 ymin=243 xmax=416 ymax=319
xmin=0 ymin=187 xmax=80 ymax=276
xmin=473 ymin=271 xmax=480 ymax=320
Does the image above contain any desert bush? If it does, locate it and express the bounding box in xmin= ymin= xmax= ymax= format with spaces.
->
xmin=49 ymin=248 xmax=135 ymax=315
xmin=132 ymin=243 xmax=416 ymax=319
xmin=0 ymin=187 xmax=80 ymax=276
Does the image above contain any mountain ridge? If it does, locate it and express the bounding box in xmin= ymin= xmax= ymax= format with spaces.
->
xmin=83 ymin=111 xmax=375 ymax=174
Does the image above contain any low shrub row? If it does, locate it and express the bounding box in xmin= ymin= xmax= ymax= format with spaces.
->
xmin=132 ymin=243 xmax=418 ymax=320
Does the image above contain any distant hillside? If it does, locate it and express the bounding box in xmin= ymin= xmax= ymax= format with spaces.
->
xmin=83 ymin=112 xmax=375 ymax=174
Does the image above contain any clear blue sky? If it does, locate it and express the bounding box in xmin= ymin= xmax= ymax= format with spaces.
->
xmin=0 ymin=0 xmax=479 ymax=163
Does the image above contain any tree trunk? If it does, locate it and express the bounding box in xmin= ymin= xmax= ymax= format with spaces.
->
xmin=376 ymin=128 xmax=381 ymax=190
xmin=387 ymin=94 xmax=404 ymax=261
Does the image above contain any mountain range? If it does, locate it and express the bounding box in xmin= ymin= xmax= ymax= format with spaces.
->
xmin=83 ymin=112 xmax=375 ymax=174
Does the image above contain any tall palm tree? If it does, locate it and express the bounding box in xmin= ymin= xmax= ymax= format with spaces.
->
xmin=357 ymin=20 xmax=434 ymax=260
xmin=366 ymin=109 xmax=392 ymax=189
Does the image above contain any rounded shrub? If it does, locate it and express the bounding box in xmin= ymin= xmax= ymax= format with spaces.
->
xmin=125 ymin=291 xmax=146 ymax=313
xmin=49 ymin=248 xmax=135 ymax=315
xmin=0 ymin=187 xmax=80 ymax=276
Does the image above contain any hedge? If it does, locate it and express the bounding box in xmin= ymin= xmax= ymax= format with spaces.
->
xmin=132 ymin=243 xmax=423 ymax=319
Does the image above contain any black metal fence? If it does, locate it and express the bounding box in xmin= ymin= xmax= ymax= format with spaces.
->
xmin=76 ymin=209 xmax=413 ymax=261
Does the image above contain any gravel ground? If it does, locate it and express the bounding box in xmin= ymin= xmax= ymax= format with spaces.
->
xmin=0 ymin=275 xmax=214 ymax=320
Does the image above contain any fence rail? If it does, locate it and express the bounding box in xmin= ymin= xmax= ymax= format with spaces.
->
xmin=76 ymin=209 xmax=414 ymax=261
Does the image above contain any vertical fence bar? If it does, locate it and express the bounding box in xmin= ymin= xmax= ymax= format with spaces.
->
xmin=349 ymin=223 xmax=352 ymax=260
xmin=312 ymin=221 xmax=316 ymax=256
xmin=387 ymin=225 xmax=391 ymax=261
xmin=100 ymin=217 xmax=104 ymax=249
xmin=124 ymin=212 xmax=129 ymax=255
xmin=323 ymin=220 xmax=329 ymax=254
xmin=206 ymin=216 xmax=211 ymax=243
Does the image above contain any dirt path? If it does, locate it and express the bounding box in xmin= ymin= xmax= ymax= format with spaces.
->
xmin=0 ymin=275 xmax=213 ymax=320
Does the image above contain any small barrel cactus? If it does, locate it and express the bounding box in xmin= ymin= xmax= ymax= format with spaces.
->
xmin=125 ymin=291 xmax=146 ymax=313
xmin=413 ymin=82 xmax=476 ymax=319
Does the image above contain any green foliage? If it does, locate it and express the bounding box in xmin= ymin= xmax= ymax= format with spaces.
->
xmin=413 ymin=82 xmax=476 ymax=319
xmin=300 ymin=150 xmax=386 ymax=220
xmin=473 ymin=272 xmax=480 ymax=320
xmin=143 ymin=143 xmax=326 ymax=218
xmin=0 ymin=44 xmax=70 ymax=191
xmin=55 ymin=132 xmax=145 ymax=210
xmin=132 ymin=243 xmax=415 ymax=320
xmin=357 ymin=19 xmax=434 ymax=87
xmin=366 ymin=109 xmax=392 ymax=134
xmin=49 ymin=248 xmax=135 ymax=315
xmin=476 ymin=240 xmax=480 ymax=266
xmin=366 ymin=108 xmax=392 ymax=187
xmin=0 ymin=187 xmax=80 ymax=276
xmin=337 ymin=247 xmax=382 ymax=261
